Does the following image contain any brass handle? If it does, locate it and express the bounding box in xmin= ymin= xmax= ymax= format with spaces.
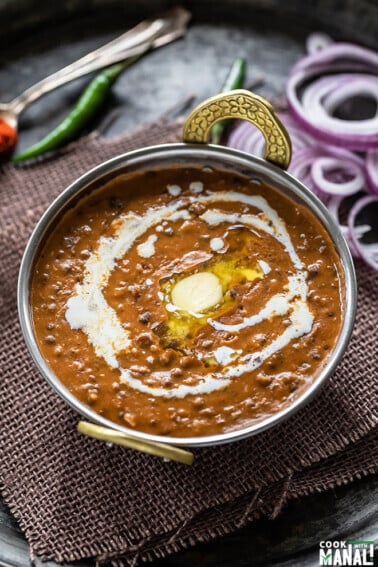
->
xmin=77 ymin=421 xmax=194 ymax=465
xmin=182 ymin=89 xmax=292 ymax=170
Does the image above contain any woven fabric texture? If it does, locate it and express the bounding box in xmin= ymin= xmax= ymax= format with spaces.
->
xmin=0 ymin=120 xmax=377 ymax=567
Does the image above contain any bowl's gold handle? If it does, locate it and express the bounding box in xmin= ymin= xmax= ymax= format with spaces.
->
xmin=77 ymin=421 xmax=194 ymax=465
xmin=182 ymin=89 xmax=292 ymax=170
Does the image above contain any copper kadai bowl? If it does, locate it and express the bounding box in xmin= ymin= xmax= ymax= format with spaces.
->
xmin=18 ymin=91 xmax=357 ymax=464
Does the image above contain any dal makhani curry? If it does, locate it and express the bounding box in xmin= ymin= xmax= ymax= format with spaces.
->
xmin=30 ymin=166 xmax=344 ymax=437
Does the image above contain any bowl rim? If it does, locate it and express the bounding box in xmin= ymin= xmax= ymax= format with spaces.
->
xmin=18 ymin=142 xmax=357 ymax=447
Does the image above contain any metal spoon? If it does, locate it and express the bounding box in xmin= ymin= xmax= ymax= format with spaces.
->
xmin=0 ymin=7 xmax=190 ymax=130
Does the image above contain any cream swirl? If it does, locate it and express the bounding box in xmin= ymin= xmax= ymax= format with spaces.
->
xmin=65 ymin=189 xmax=313 ymax=398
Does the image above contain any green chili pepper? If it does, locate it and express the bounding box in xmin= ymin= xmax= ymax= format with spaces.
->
xmin=210 ymin=57 xmax=246 ymax=145
xmin=13 ymin=63 xmax=125 ymax=162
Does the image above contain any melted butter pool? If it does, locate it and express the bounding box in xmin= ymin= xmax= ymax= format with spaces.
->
xmin=157 ymin=230 xmax=265 ymax=351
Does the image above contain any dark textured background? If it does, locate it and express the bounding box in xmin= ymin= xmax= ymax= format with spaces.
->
xmin=0 ymin=1 xmax=377 ymax=566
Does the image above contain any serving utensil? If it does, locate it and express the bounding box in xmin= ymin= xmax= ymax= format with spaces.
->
xmin=0 ymin=7 xmax=190 ymax=130
xmin=18 ymin=90 xmax=356 ymax=457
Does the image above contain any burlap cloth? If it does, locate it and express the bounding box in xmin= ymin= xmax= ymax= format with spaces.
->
xmin=0 ymin=120 xmax=377 ymax=567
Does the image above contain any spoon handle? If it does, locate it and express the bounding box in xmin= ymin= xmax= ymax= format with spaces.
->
xmin=9 ymin=7 xmax=190 ymax=116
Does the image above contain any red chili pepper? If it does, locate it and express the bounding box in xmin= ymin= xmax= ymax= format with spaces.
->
xmin=0 ymin=118 xmax=17 ymax=154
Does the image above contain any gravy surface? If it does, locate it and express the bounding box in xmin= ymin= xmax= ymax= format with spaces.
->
xmin=31 ymin=166 xmax=344 ymax=437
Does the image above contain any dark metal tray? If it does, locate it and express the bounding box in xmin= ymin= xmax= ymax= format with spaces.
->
xmin=0 ymin=1 xmax=377 ymax=565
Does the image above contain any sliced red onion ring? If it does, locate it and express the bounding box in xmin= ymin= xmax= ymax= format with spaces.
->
xmin=290 ymin=43 xmax=378 ymax=75
xmin=289 ymin=145 xmax=363 ymax=183
xmin=301 ymin=74 xmax=378 ymax=122
xmin=289 ymin=148 xmax=324 ymax=197
xmin=227 ymin=113 xmax=316 ymax=159
xmin=311 ymin=157 xmax=365 ymax=196
xmin=306 ymin=32 xmax=333 ymax=55
xmin=327 ymin=194 xmax=366 ymax=258
xmin=366 ymin=150 xmax=378 ymax=195
xmin=227 ymin=121 xmax=265 ymax=156
xmin=287 ymin=71 xmax=378 ymax=150
xmin=317 ymin=143 xmax=365 ymax=167
xmin=292 ymin=61 xmax=376 ymax=78
xmin=339 ymin=225 xmax=362 ymax=258
xmin=227 ymin=115 xmax=365 ymax=200
xmin=348 ymin=195 xmax=378 ymax=270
